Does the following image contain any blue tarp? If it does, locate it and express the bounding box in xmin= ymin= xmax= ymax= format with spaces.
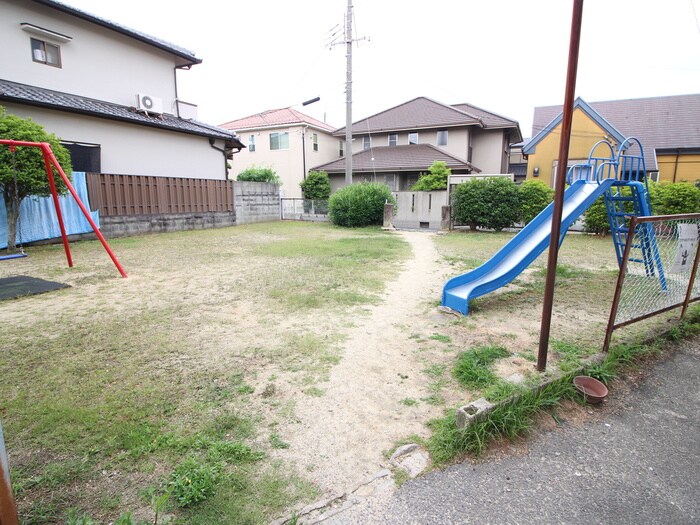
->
xmin=0 ymin=172 xmax=100 ymax=249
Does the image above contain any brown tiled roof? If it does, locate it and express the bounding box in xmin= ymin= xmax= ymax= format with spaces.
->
xmin=532 ymin=94 xmax=700 ymax=170
xmin=311 ymin=144 xmax=479 ymax=173
xmin=333 ymin=97 xmax=483 ymax=136
xmin=220 ymin=107 xmax=335 ymax=132
xmin=451 ymin=103 xmax=516 ymax=128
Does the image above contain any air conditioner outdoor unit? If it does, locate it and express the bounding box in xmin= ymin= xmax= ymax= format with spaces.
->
xmin=136 ymin=93 xmax=163 ymax=115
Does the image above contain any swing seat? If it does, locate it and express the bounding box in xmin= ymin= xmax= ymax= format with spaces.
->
xmin=0 ymin=253 xmax=28 ymax=261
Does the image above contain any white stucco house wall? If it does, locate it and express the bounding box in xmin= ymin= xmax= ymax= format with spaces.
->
xmin=220 ymin=108 xmax=339 ymax=198
xmin=0 ymin=0 xmax=243 ymax=179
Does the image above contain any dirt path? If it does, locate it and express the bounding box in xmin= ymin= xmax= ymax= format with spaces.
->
xmin=281 ymin=230 xmax=452 ymax=494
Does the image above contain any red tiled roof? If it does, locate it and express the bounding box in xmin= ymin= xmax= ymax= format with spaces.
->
xmin=220 ymin=107 xmax=335 ymax=132
xmin=311 ymin=144 xmax=479 ymax=173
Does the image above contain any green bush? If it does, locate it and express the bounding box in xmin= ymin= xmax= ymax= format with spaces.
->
xmin=518 ymin=180 xmax=553 ymax=224
xmin=300 ymin=170 xmax=331 ymax=200
xmin=411 ymin=161 xmax=451 ymax=191
xmin=328 ymin=182 xmax=395 ymax=227
xmin=583 ymin=195 xmax=609 ymax=235
xmin=236 ymin=166 xmax=281 ymax=184
xmin=451 ymin=177 xmax=520 ymax=231
xmin=649 ymin=181 xmax=700 ymax=215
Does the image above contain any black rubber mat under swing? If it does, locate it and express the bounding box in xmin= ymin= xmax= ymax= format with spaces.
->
xmin=0 ymin=275 xmax=70 ymax=301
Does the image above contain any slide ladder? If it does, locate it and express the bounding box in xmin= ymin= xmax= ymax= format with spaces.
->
xmin=604 ymin=138 xmax=666 ymax=289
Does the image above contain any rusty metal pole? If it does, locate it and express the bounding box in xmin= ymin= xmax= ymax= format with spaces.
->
xmin=0 ymin=420 xmax=19 ymax=525
xmin=537 ymin=0 xmax=585 ymax=371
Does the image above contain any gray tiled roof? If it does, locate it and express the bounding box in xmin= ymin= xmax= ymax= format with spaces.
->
xmin=532 ymin=94 xmax=700 ymax=170
xmin=333 ymin=97 xmax=483 ymax=136
xmin=312 ymin=144 xmax=479 ymax=173
xmin=0 ymin=79 xmax=243 ymax=147
xmin=31 ymin=0 xmax=201 ymax=66
xmin=451 ymin=102 xmax=520 ymax=130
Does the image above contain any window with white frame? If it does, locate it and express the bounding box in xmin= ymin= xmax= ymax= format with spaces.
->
xmin=388 ymin=133 xmax=398 ymax=146
xmin=437 ymin=130 xmax=448 ymax=146
xmin=248 ymin=134 xmax=256 ymax=152
xmin=313 ymin=133 xmax=318 ymax=152
xmin=269 ymin=132 xmax=289 ymax=150
xmin=408 ymin=132 xmax=418 ymax=145
xmin=339 ymin=140 xmax=344 ymax=157
xmin=30 ymin=37 xmax=61 ymax=67
xmin=363 ymin=136 xmax=372 ymax=150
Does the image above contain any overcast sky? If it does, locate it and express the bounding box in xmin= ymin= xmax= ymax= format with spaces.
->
xmin=61 ymin=0 xmax=700 ymax=137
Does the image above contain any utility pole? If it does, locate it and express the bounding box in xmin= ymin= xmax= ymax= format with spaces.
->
xmin=329 ymin=1 xmax=367 ymax=186
xmin=344 ymin=0 xmax=353 ymax=186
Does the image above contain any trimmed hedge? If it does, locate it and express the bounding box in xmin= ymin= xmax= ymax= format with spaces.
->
xmin=518 ymin=180 xmax=554 ymax=225
xmin=451 ymin=177 xmax=520 ymax=231
xmin=237 ymin=166 xmax=281 ymax=184
xmin=300 ymin=170 xmax=331 ymax=200
xmin=328 ymin=182 xmax=395 ymax=227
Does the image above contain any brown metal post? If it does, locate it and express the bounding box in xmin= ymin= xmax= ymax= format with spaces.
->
xmin=537 ymin=0 xmax=585 ymax=371
xmin=603 ymin=216 xmax=638 ymax=352
xmin=0 ymin=421 xmax=19 ymax=525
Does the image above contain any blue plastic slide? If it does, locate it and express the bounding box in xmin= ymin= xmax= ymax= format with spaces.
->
xmin=442 ymin=178 xmax=618 ymax=315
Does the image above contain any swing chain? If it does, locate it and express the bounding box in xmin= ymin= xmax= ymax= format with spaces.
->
xmin=9 ymin=145 xmax=24 ymax=254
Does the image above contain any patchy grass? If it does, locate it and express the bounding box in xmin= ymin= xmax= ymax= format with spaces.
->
xmin=0 ymin=222 xmax=408 ymax=523
xmin=428 ymin=306 xmax=700 ymax=465
xmin=452 ymin=345 xmax=510 ymax=390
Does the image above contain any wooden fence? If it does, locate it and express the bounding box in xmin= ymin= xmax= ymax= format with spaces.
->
xmin=86 ymin=173 xmax=234 ymax=216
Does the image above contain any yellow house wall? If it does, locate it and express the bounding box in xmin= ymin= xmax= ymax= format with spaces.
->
xmin=526 ymin=108 xmax=613 ymax=187
xmin=657 ymin=154 xmax=700 ymax=183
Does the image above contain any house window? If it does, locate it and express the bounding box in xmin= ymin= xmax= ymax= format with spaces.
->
xmin=31 ymin=38 xmax=61 ymax=67
xmin=313 ymin=133 xmax=318 ymax=152
xmin=408 ymin=132 xmax=419 ymax=145
xmin=437 ymin=130 xmax=448 ymax=146
xmin=62 ymin=142 xmax=101 ymax=172
xmin=388 ymin=134 xmax=398 ymax=147
xmin=363 ymin=136 xmax=372 ymax=150
xmin=248 ymin=134 xmax=256 ymax=152
xmin=269 ymin=132 xmax=289 ymax=150
xmin=339 ymin=140 xmax=344 ymax=157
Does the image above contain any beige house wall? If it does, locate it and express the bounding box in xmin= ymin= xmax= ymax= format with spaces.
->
xmin=232 ymin=125 xmax=339 ymax=198
xmin=2 ymin=0 xmax=180 ymax=113
xmin=350 ymin=128 xmax=471 ymax=160
xmin=471 ymin=130 xmax=507 ymax=173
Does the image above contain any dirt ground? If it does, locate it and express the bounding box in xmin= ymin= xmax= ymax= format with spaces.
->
xmin=2 ymin=224 xmax=676 ymax=520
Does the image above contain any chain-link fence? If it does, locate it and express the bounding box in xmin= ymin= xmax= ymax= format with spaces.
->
xmin=280 ymin=199 xmax=329 ymax=222
xmin=604 ymin=214 xmax=700 ymax=351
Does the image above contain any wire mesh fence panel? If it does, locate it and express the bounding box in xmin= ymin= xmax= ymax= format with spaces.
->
xmin=611 ymin=215 xmax=700 ymax=329
xmin=280 ymin=199 xmax=329 ymax=221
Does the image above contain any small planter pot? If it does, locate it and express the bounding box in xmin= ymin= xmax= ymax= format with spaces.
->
xmin=573 ymin=376 xmax=608 ymax=404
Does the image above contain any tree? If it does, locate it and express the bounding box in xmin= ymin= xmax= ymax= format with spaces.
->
xmin=0 ymin=107 xmax=72 ymax=251
xmin=518 ymin=180 xmax=554 ymax=224
xmin=236 ymin=166 xmax=281 ymax=184
xmin=300 ymin=170 xmax=331 ymax=200
xmin=411 ymin=161 xmax=451 ymax=191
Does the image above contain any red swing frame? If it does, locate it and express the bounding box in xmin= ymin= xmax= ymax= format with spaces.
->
xmin=0 ymin=139 xmax=127 ymax=278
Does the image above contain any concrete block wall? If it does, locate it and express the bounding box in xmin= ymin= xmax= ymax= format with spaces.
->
xmin=234 ymin=181 xmax=281 ymax=225
xmin=99 ymin=211 xmax=237 ymax=238
xmin=392 ymin=191 xmax=447 ymax=230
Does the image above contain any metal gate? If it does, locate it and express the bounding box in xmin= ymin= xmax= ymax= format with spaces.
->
xmin=280 ymin=199 xmax=329 ymax=222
